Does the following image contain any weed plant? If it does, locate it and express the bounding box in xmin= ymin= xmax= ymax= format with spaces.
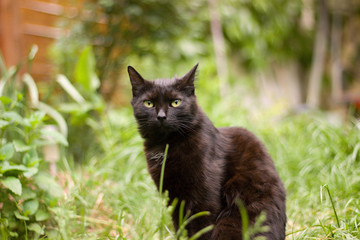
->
xmin=0 ymin=48 xmax=67 ymax=239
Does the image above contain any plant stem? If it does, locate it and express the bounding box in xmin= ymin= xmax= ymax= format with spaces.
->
xmin=159 ymin=144 xmax=169 ymax=239
xmin=159 ymin=144 xmax=169 ymax=195
xmin=324 ymin=185 xmax=341 ymax=228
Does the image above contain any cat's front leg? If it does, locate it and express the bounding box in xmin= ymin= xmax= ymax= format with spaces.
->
xmin=211 ymin=211 xmax=243 ymax=240
xmin=172 ymin=202 xmax=216 ymax=240
xmin=186 ymin=216 xmax=214 ymax=240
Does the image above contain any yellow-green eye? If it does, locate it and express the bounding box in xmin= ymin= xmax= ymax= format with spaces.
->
xmin=171 ymin=99 xmax=181 ymax=107
xmin=144 ymin=100 xmax=154 ymax=108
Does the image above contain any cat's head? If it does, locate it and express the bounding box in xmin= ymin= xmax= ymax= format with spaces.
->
xmin=128 ymin=64 xmax=200 ymax=141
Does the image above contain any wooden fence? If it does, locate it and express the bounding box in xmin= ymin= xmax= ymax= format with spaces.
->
xmin=0 ymin=0 xmax=78 ymax=81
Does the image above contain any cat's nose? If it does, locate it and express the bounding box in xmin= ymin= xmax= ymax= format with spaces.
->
xmin=157 ymin=109 xmax=167 ymax=121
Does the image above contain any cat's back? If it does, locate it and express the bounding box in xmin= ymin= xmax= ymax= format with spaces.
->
xmin=219 ymin=126 xmax=275 ymax=167
xmin=218 ymin=126 xmax=283 ymax=191
xmin=219 ymin=126 xmax=262 ymax=148
xmin=215 ymin=126 xmax=286 ymax=240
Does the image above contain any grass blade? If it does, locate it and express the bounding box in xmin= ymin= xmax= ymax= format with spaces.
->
xmin=176 ymin=211 xmax=211 ymax=239
xmin=158 ymin=144 xmax=169 ymax=239
xmin=0 ymin=51 xmax=7 ymax=76
xmin=237 ymin=200 xmax=250 ymax=240
xmin=159 ymin=144 xmax=169 ymax=195
xmin=322 ymin=184 xmax=340 ymax=228
xmin=188 ymin=225 xmax=214 ymax=240
xmin=56 ymin=74 xmax=85 ymax=104
xmin=37 ymin=102 xmax=68 ymax=138
xmin=179 ymin=200 xmax=186 ymax=228
xmin=23 ymin=73 xmax=39 ymax=106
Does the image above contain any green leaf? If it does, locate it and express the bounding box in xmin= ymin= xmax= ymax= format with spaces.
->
xmin=56 ymin=74 xmax=85 ymax=104
xmin=28 ymin=111 xmax=46 ymax=126
xmin=23 ymin=167 xmax=38 ymax=178
xmin=0 ymin=143 xmax=15 ymax=160
xmin=58 ymin=102 xmax=92 ymax=114
xmin=34 ymin=173 xmax=63 ymax=198
xmin=2 ymin=111 xmax=23 ymax=124
xmin=28 ymin=45 xmax=39 ymax=62
xmin=23 ymin=73 xmax=39 ymax=106
xmin=0 ymin=51 xmax=7 ymax=76
xmin=74 ymin=46 xmax=100 ymax=93
xmin=21 ymin=187 xmax=37 ymax=200
xmin=9 ymin=231 xmax=18 ymax=237
xmin=17 ymin=93 xmax=23 ymax=101
xmin=0 ymin=119 xmax=9 ymax=128
xmin=23 ymin=199 xmax=39 ymax=216
xmin=23 ymin=149 xmax=39 ymax=167
xmin=8 ymin=66 xmax=18 ymax=80
xmin=1 ymin=176 xmax=22 ymax=195
xmin=41 ymin=128 xmax=68 ymax=146
xmin=49 ymin=207 xmax=76 ymax=218
xmin=0 ymin=79 xmax=6 ymax=97
xmin=37 ymin=103 xmax=68 ymax=138
xmin=1 ymin=162 xmax=28 ymax=174
xmin=35 ymin=209 xmax=50 ymax=221
xmin=28 ymin=223 xmax=44 ymax=234
xmin=13 ymin=140 xmax=32 ymax=152
xmin=14 ymin=210 xmax=29 ymax=220
xmin=188 ymin=225 xmax=214 ymax=240
xmin=0 ymin=96 xmax=12 ymax=105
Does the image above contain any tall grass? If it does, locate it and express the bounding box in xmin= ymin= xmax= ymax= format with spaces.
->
xmin=53 ymin=97 xmax=360 ymax=239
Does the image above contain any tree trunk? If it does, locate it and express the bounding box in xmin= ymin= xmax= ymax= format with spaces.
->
xmin=330 ymin=12 xmax=343 ymax=105
xmin=306 ymin=0 xmax=329 ymax=108
xmin=274 ymin=61 xmax=302 ymax=108
xmin=208 ymin=0 xmax=229 ymax=97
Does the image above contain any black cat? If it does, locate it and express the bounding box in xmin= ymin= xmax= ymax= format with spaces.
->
xmin=128 ymin=64 xmax=286 ymax=240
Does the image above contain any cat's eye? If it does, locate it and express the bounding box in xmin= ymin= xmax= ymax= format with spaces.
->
xmin=170 ymin=99 xmax=182 ymax=107
xmin=144 ymin=100 xmax=154 ymax=108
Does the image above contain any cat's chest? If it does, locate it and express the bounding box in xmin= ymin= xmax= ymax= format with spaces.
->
xmin=145 ymin=145 xmax=204 ymax=192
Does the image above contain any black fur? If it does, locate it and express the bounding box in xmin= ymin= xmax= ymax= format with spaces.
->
xmin=128 ymin=64 xmax=286 ymax=240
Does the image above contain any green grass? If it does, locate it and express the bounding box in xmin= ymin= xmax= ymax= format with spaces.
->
xmin=263 ymin=116 xmax=360 ymax=239
xmin=51 ymin=99 xmax=360 ymax=239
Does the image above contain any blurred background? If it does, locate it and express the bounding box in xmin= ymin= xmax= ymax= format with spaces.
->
xmin=1 ymin=0 xmax=360 ymax=116
xmin=1 ymin=0 xmax=360 ymax=239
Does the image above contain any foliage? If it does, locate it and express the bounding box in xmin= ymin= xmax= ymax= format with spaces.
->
xmin=52 ymin=0 xmax=316 ymax=97
xmin=261 ymin=114 xmax=360 ymax=239
xmin=54 ymin=46 xmax=105 ymax=162
xmin=220 ymin=0 xmax=313 ymax=70
xmin=0 ymin=48 xmax=66 ymax=239
xmin=51 ymin=0 xmax=204 ymax=100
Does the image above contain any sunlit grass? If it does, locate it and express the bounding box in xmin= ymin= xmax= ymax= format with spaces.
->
xmin=53 ymin=99 xmax=360 ymax=239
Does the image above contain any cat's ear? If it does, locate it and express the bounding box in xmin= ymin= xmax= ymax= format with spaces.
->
xmin=177 ymin=63 xmax=198 ymax=95
xmin=128 ymin=66 xmax=147 ymax=97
